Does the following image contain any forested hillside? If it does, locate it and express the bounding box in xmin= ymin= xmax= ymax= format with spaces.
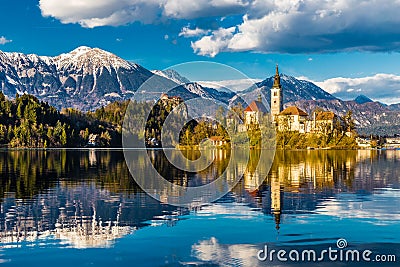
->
xmin=0 ymin=93 xmax=122 ymax=147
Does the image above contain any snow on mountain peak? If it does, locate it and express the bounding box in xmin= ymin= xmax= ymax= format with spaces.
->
xmin=151 ymin=69 xmax=191 ymax=84
xmin=183 ymin=82 xmax=213 ymax=98
xmin=54 ymin=46 xmax=135 ymax=73
xmin=70 ymin=46 xmax=93 ymax=54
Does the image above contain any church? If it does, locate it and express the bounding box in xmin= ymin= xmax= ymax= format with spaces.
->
xmin=243 ymin=65 xmax=338 ymax=134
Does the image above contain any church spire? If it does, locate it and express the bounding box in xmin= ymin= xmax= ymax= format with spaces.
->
xmin=273 ymin=64 xmax=281 ymax=88
xmin=270 ymin=64 xmax=283 ymax=121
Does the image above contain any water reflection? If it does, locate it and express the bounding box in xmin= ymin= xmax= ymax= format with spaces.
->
xmin=0 ymin=150 xmax=183 ymax=249
xmin=192 ymin=237 xmax=260 ymax=267
xmin=0 ymin=149 xmax=399 ymax=252
xmin=235 ymin=150 xmax=400 ymax=230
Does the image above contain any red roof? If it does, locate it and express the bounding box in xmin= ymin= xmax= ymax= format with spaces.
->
xmin=209 ymin=136 xmax=225 ymax=141
xmin=315 ymin=111 xmax=335 ymax=120
xmin=279 ymin=106 xmax=308 ymax=116
xmin=244 ymin=101 xmax=268 ymax=113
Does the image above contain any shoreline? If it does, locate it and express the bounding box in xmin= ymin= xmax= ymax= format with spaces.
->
xmin=0 ymin=147 xmax=392 ymax=151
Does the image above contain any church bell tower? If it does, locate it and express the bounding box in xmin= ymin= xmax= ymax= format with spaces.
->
xmin=270 ymin=64 xmax=283 ymax=121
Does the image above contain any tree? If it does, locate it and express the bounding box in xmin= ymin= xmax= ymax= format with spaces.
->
xmin=47 ymin=128 xmax=53 ymax=142
xmin=60 ymin=129 xmax=67 ymax=146
xmin=230 ymin=103 xmax=244 ymax=121
xmin=343 ymin=111 xmax=355 ymax=133
xmin=17 ymin=102 xmax=23 ymax=119
xmin=7 ymin=125 xmax=14 ymax=141
xmin=100 ymin=131 xmax=112 ymax=147
xmin=23 ymin=103 xmax=37 ymax=124
xmin=0 ymin=124 xmax=5 ymax=143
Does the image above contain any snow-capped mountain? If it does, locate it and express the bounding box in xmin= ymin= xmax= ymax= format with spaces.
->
xmin=239 ymin=74 xmax=337 ymax=104
xmin=0 ymin=47 xmax=237 ymax=110
xmin=196 ymin=79 xmax=262 ymax=92
xmin=148 ymin=70 xmax=236 ymax=103
xmin=1 ymin=47 xmax=399 ymax=135
xmin=167 ymin=82 xmax=235 ymax=104
xmin=151 ymin=69 xmax=190 ymax=85
xmin=0 ymin=47 xmax=179 ymax=110
xmin=287 ymin=98 xmax=400 ymax=135
xmin=0 ymin=50 xmax=60 ymax=97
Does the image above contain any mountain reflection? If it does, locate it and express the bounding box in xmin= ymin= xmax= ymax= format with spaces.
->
xmin=0 ymin=149 xmax=399 ymax=248
xmin=0 ymin=150 xmax=184 ymax=248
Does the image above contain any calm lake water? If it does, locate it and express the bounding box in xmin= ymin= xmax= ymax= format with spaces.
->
xmin=0 ymin=149 xmax=400 ymax=266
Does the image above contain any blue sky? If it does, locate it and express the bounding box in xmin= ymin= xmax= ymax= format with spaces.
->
xmin=1 ymin=0 xmax=400 ymax=103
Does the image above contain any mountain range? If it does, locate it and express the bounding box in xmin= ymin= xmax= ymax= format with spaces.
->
xmin=238 ymin=75 xmax=400 ymax=135
xmin=0 ymin=46 xmax=232 ymax=110
xmin=0 ymin=46 xmax=399 ymax=135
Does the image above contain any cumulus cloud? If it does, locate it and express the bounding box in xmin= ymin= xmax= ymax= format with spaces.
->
xmin=39 ymin=0 xmax=162 ymax=27
xmin=191 ymin=0 xmax=400 ymax=56
xmin=191 ymin=27 xmax=236 ymax=57
xmin=162 ymin=0 xmax=250 ymax=19
xmin=179 ymin=26 xmax=209 ymax=37
xmin=0 ymin=36 xmax=12 ymax=45
xmin=39 ymin=0 xmax=248 ymax=27
xmin=39 ymin=0 xmax=400 ymax=55
xmin=314 ymin=74 xmax=400 ymax=104
xmin=192 ymin=237 xmax=260 ymax=266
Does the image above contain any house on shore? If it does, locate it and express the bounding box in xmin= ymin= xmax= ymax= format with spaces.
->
xmin=356 ymin=137 xmax=372 ymax=148
xmin=384 ymin=137 xmax=400 ymax=149
xmin=87 ymin=134 xmax=98 ymax=147
xmin=209 ymin=136 xmax=228 ymax=147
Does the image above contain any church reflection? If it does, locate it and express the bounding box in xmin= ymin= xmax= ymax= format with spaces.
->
xmin=236 ymin=149 xmax=400 ymax=230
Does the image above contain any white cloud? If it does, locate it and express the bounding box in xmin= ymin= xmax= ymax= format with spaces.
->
xmin=179 ymin=26 xmax=209 ymax=37
xmin=191 ymin=27 xmax=236 ymax=57
xmin=316 ymin=189 xmax=400 ymax=223
xmin=39 ymin=0 xmax=249 ymax=27
xmin=314 ymin=74 xmax=400 ymax=104
xmin=39 ymin=0 xmax=162 ymax=27
xmin=192 ymin=237 xmax=260 ymax=267
xmin=0 ymin=36 xmax=12 ymax=45
xmin=163 ymin=0 xmax=249 ymax=19
xmin=190 ymin=0 xmax=400 ymax=56
xmin=38 ymin=0 xmax=400 ymax=55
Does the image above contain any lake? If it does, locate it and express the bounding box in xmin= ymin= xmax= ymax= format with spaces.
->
xmin=0 ymin=149 xmax=399 ymax=266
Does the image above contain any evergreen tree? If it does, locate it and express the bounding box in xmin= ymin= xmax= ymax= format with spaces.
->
xmin=17 ymin=102 xmax=23 ymax=119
